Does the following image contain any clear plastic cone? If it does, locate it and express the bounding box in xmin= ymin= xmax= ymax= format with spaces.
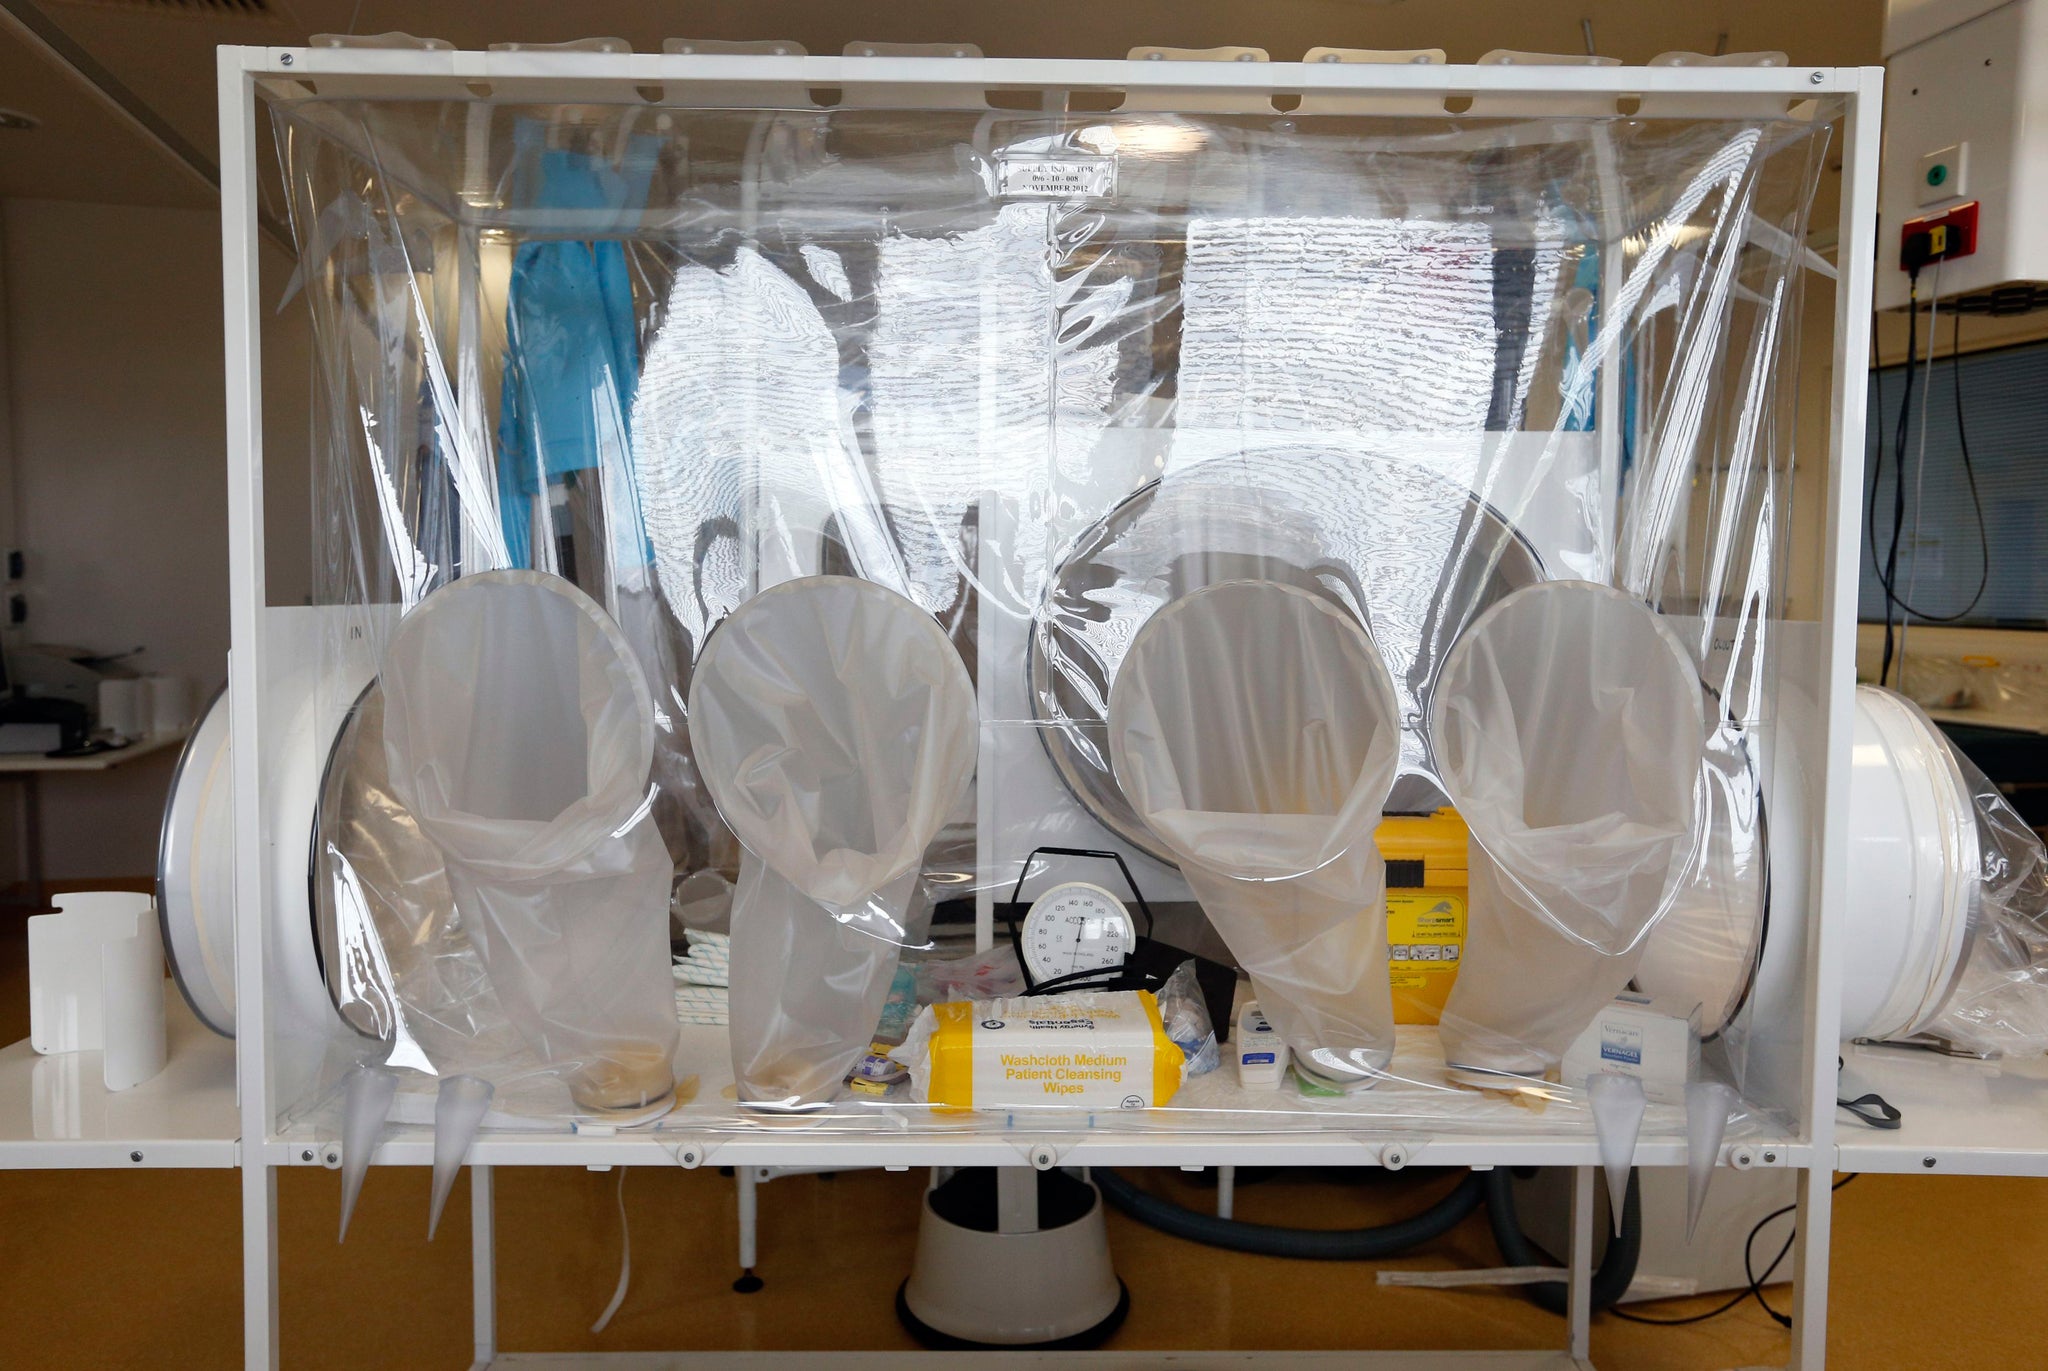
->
xmin=429 ymin=1074 xmax=494 ymax=1240
xmin=1587 ymin=1071 xmax=1645 ymax=1236
xmin=338 ymin=1064 xmax=398 ymax=1242
xmin=1685 ymin=1079 xmax=1739 ymax=1241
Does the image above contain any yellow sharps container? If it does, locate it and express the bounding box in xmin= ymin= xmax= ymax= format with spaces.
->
xmin=1374 ymin=808 xmax=1469 ymax=1025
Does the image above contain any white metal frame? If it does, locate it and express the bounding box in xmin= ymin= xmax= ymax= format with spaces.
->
xmin=216 ymin=45 xmax=1885 ymax=1370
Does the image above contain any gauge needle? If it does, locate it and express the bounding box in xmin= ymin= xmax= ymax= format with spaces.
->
xmin=1072 ymin=916 xmax=1086 ymax=970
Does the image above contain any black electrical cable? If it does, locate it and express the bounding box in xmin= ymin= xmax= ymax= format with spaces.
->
xmin=1871 ymin=274 xmax=1919 ymax=687
xmin=1610 ymin=1212 xmax=1795 ymax=1328
xmin=1886 ymin=282 xmax=1922 ymax=668
xmin=1919 ymin=308 xmax=1993 ymax=620
xmin=1869 ymin=281 xmax=1990 ymax=690
xmin=1100 ymin=1163 xmax=1851 ymax=1333
xmin=1746 ymin=1204 xmax=1800 ymax=1329
xmin=1480 ymin=1166 xmax=1642 ymax=1316
xmin=1609 ymin=1174 xmax=1859 ymax=1328
xmin=1610 ymin=1282 xmax=1757 ymax=1327
xmin=1751 ymin=1174 xmax=1859 ymax=1327
xmin=1875 ymin=306 xmax=1990 ymax=625
xmin=1091 ymin=1167 xmax=1485 ymax=1261
xmin=1902 ymin=319 xmax=1989 ymax=624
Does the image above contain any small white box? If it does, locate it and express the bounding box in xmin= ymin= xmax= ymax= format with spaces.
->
xmin=1234 ymin=1000 xmax=1290 ymax=1090
xmin=1561 ymin=991 xmax=1701 ymax=1102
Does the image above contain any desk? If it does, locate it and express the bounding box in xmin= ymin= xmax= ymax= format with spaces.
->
xmin=0 ymin=732 xmax=188 ymax=775
xmin=1 ymin=733 xmax=189 ymax=907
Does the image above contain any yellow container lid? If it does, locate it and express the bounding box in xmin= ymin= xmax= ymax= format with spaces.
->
xmin=1375 ymin=807 xmax=1468 ymax=884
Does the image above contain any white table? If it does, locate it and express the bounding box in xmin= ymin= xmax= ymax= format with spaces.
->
xmin=0 ymin=732 xmax=188 ymax=907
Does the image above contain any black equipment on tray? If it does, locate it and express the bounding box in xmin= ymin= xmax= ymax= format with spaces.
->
xmin=1003 ymin=846 xmax=1237 ymax=1040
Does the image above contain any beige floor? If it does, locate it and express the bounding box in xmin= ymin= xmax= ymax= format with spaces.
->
xmin=4 ymin=897 xmax=2046 ymax=1369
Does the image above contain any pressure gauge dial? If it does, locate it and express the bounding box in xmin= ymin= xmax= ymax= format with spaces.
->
xmin=1021 ymin=881 xmax=1137 ymax=984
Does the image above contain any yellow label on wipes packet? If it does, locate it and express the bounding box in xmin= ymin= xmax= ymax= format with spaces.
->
xmin=1387 ymin=892 xmax=1467 ymax=1025
xmin=917 ymin=991 xmax=1181 ymax=1112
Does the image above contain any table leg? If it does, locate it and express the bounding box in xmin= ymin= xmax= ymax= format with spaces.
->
xmin=23 ymin=773 xmax=43 ymax=908
xmin=1 ymin=773 xmax=44 ymax=909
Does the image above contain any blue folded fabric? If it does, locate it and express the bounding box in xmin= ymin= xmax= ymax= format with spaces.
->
xmin=496 ymin=124 xmax=658 ymax=566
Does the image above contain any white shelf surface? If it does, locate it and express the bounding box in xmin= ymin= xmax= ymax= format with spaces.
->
xmin=266 ymin=1025 xmax=1810 ymax=1173
xmin=485 ymin=1353 xmax=1589 ymax=1369
xmin=1836 ymin=1041 xmax=2048 ymax=1176
xmin=278 ymin=1123 xmax=1794 ymax=1172
xmin=0 ymin=990 xmax=238 ymax=1168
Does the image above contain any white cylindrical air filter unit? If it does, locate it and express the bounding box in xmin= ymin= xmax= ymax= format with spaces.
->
xmin=1840 ymin=685 xmax=1980 ymax=1042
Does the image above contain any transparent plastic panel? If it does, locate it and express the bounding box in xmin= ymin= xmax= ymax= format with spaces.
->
xmin=267 ymin=85 xmax=1830 ymax=1143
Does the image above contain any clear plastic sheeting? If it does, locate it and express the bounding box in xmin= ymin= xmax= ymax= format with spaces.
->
xmin=686 ymin=576 xmax=977 ymax=1108
xmin=316 ymin=682 xmax=519 ymax=1075
xmin=1921 ymin=736 xmax=2048 ymax=1058
xmin=1630 ymin=731 xmax=1772 ymax=1041
xmin=1432 ymin=581 xmax=1709 ymax=1084
xmin=1033 ymin=453 xmax=1549 ymax=845
xmin=380 ymin=570 xmax=679 ymax=1120
xmin=1109 ymin=580 xmax=1402 ymax=1090
xmin=268 ymin=73 xmax=1830 ymax=1141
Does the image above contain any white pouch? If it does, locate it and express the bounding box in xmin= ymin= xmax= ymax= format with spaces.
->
xmin=687 ymin=576 xmax=976 ymax=1109
xmin=1430 ymin=580 xmax=1706 ymax=1084
xmin=381 ymin=570 xmax=679 ymax=1121
xmin=1108 ymin=579 xmax=1402 ymax=1089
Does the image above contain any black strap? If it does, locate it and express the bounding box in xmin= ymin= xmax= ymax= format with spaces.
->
xmin=1005 ymin=846 xmax=1155 ymax=936
xmin=1837 ymin=1092 xmax=1903 ymax=1130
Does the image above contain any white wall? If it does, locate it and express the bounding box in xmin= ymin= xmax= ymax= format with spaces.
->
xmin=0 ymin=197 xmax=308 ymax=884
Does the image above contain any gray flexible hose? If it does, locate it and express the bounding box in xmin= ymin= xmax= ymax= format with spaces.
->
xmin=1093 ymin=1167 xmax=1485 ymax=1260
xmin=1481 ymin=1166 xmax=1643 ymax=1316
